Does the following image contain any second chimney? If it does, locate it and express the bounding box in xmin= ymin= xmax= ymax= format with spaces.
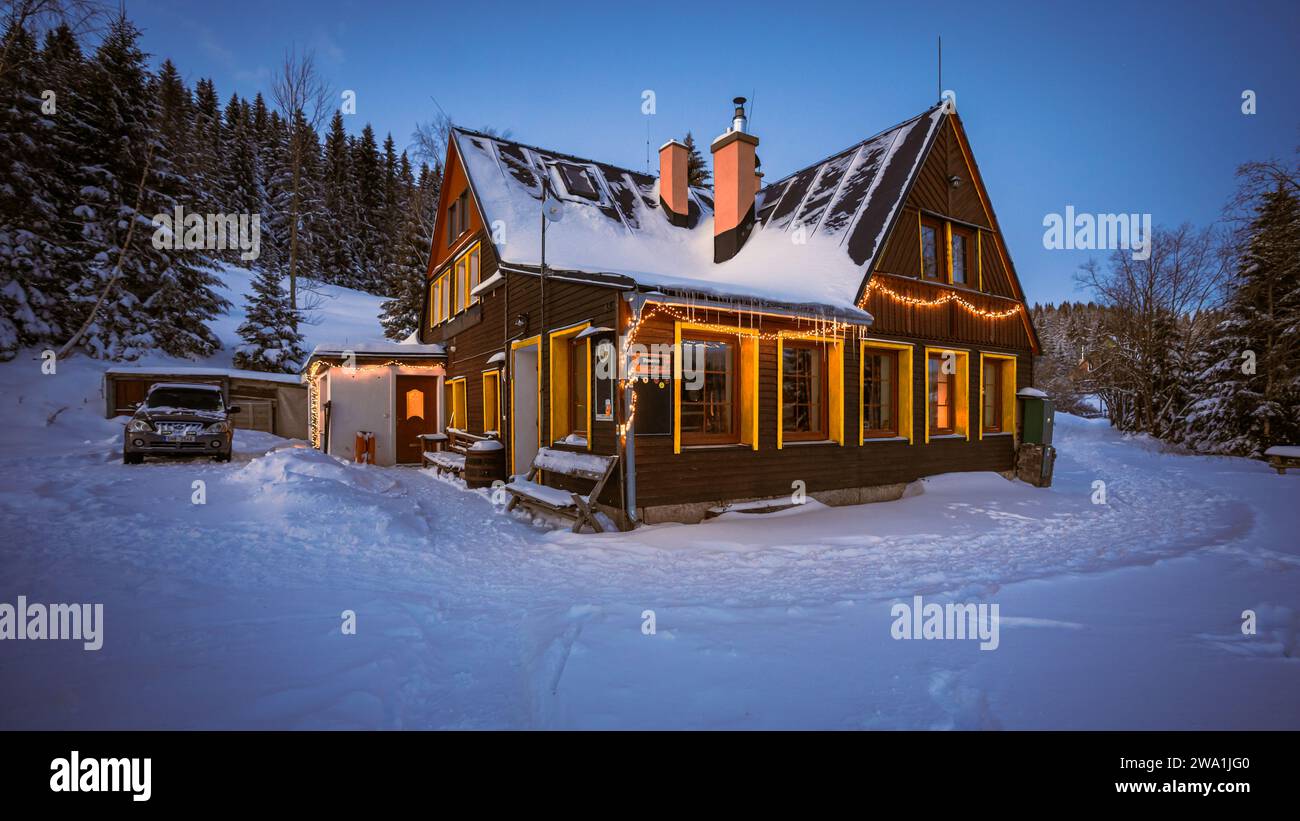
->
xmin=711 ymin=97 xmax=759 ymax=263
xmin=658 ymin=139 xmax=689 ymax=227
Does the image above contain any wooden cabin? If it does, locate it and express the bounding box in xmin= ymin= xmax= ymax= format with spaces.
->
xmin=417 ymin=98 xmax=1040 ymax=526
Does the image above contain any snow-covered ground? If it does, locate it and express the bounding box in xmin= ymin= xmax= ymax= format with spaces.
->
xmin=1 ymin=268 xmax=1297 ymax=729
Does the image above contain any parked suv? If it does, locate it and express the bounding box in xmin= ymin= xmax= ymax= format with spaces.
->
xmin=123 ymin=383 xmax=240 ymax=464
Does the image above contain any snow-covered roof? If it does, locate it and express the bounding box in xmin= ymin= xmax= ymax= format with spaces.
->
xmin=452 ymin=103 xmax=944 ymax=313
xmin=309 ymin=341 xmax=447 ymax=359
xmin=105 ymin=366 xmax=302 ymax=385
xmin=145 ymin=381 xmax=224 ymax=392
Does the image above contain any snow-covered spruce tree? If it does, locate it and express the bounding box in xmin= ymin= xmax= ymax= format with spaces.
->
xmin=146 ymin=60 xmax=229 ymax=358
xmin=1184 ymin=184 xmax=1300 ymax=455
xmin=63 ymin=14 xmax=228 ymax=360
xmin=0 ymin=22 xmax=57 ymax=358
xmin=683 ymin=131 xmax=709 ymax=187
xmin=380 ymin=159 xmax=437 ymax=340
xmin=319 ymin=110 xmax=361 ymax=289
xmin=351 ymin=124 xmax=387 ymax=294
xmin=233 ymin=264 xmax=304 ymax=373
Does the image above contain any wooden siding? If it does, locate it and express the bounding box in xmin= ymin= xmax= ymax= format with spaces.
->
xmin=627 ymin=303 xmax=1031 ymax=509
xmin=863 ymin=273 xmax=1033 ymax=351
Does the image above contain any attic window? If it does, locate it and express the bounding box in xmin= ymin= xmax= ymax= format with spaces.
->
xmin=556 ymin=163 xmax=599 ymax=201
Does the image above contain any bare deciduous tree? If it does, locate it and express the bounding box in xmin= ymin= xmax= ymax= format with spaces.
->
xmin=1075 ymin=224 xmax=1230 ymax=436
xmin=270 ymin=47 xmax=331 ymax=321
xmin=1 ymin=0 xmax=102 ymax=80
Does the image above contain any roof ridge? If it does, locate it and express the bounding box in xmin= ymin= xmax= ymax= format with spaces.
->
xmin=452 ymin=125 xmax=658 ymax=183
xmin=758 ymin=103 xmax=944 ymax=194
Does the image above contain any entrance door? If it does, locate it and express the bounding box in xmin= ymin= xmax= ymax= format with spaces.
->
xmin=396 ymin=375 xmax=439 ymax=464
xmin=511 ymin=342 xmax=540 ymax=475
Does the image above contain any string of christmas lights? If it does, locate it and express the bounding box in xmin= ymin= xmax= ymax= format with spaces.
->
xmin=860 ymin=279 xmax=1025 ymax=319
xmin=305 ymin=359 xmax=445 ymax=449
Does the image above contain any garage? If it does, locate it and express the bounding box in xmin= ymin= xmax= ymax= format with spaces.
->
xmin=103 ymin=367 xmax=308 ymax=440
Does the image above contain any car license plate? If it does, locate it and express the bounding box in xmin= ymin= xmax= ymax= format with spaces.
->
xmin=167 ymin=434 xmax=195 ymax=443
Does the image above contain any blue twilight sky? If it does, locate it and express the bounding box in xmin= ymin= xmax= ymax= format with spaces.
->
xmin=126 ymin=0 xmax=1298 ymax=305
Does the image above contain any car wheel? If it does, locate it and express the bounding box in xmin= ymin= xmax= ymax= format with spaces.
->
xmin=124 ymin=452 xmax=144 ymax=465
xmin=214 ymin=452 xmax=231 ymax=463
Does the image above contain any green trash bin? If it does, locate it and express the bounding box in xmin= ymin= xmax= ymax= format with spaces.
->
xmin=1018 ymin=388 xmax=1054 ymax=445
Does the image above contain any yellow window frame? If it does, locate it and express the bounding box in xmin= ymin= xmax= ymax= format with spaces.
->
xmin=548 ymin=321 xmax=592 ymax=450
xmin=859 ymin=338 xmax=914 ymax=445
xmin=775 ymin=331 xmax=844 ymax=449
xmin=923 ymin=346 xmax=971 ymax=443
xmin=482 ymin=368 xmax=501 ymax=436
xmin=673 ymin=321 xmax=759 ymax=454
xmin=446 ymin=376 xmax=467 ymax=431
xmin=978 ymin=352 xmax=1017 ymax=440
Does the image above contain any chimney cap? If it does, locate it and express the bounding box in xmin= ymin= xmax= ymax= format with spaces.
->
xmin=658 ymin=139 xmax=687 ymax=152
xmin=733 ymin=96 xmax=747 ymax=107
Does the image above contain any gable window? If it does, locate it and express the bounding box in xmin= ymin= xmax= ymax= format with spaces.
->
xmin=454 ymin=255 xmax=467 ymax=314
xmin=921 ymin=217 xmax=944 ymax=280
xmin=951 ymin=226 xmax=973 ymax=285
xmin=549 ymin=323 xmax=592 ymax=448
xmin=781 ymin=341 xmax=826 ymax=441
xmin=925 ymin=348 xmax=970 ymax=441
xmin=980 ymin=353 xmax=1017 ymax=438
xmin=860 ymin=340 xmax=914 ymax=444
xmin=446 ymin=200 xmax=458 ymax=248
xmin=468 ymin=244 xmax=481 ymax=305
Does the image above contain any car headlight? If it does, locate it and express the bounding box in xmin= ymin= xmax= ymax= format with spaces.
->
xmin=204 ymin=421 xmax=231 ymax=434
xmin=127 ymin=420 xmax=152 ymax=432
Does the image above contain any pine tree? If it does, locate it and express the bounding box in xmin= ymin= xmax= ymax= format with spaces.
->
xmin=319 ymin=110 xmax=360 ymax=288
xmin=380 ymin=160 xmax=437 ymax=339
xmin=0 ymin=22 xmax=58 ymax=357
xmin=351 ymin=123 xmax=386 ymax=293
xmin=1185 ymin=185 xmax=1300 ymax=454
xmin=233 ymin=265 xmax=304 ymax=373
xmin=683 ymin=131 xmax=709 ymax=187
xmin=68 ymin=13 xmax=226 ymax=360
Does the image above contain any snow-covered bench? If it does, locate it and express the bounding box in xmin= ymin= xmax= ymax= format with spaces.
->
xmin=503 ymin=447 xmax=618 ymax=533
xmin=423 ymin=429 xmax=492 ymax=479
xmin=1264 ymin=445 xmax=1300 ymax=475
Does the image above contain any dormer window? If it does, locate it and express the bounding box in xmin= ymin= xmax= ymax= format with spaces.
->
xmin=556 ymin=163 xmax=599 ymax=201
xmin=446 ymin=191 xmax=469 ymax=248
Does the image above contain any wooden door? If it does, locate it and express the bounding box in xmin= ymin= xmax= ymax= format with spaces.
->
xmin=396 ymin=376 xmax=439 ymax=464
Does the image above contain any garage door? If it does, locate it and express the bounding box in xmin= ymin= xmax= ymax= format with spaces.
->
xmin=231 ymin=398 xmax=274 ymax=433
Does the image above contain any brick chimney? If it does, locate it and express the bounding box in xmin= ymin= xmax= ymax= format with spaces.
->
xmin=658 ymin=139 xmax=689 ymax=227
xmin=711 ymin=97 xmax=759 ymax=263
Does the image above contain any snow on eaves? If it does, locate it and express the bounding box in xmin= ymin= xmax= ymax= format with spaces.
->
xmin=452 ymin=105 xmax=943 ymax=315
xmin=308 ymin=341 xmax=447 ymax=359
xmin=104 ymin=365 xmax=303 ymax=384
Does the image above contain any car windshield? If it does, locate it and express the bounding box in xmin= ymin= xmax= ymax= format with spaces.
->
xmin=145 ymin=388 xmax=223 ymax=412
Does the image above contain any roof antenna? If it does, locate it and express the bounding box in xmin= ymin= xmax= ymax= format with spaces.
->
xmin=748 ymin=89 xmax=755 ymax=128
xmin=937 ymin=36 xmax=942 ymax=101
xmin=646 ymin=118 xmax=650 ymax=173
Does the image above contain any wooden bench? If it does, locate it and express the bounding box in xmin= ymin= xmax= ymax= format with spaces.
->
xmin=1264 ymin=446 xmax=1300 ymax=475
xmin=423 ymin=429 xmax=495 ymax=479
xmin=504 ymin=447 xmax=618 ymax=533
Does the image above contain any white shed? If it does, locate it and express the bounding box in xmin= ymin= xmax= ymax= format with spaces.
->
xmin=303 ymin=341 xmax=447 ymax=466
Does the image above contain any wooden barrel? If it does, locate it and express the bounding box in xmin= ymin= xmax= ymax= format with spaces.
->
xmin=464 ymin=441 xmax=506 ymax=488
